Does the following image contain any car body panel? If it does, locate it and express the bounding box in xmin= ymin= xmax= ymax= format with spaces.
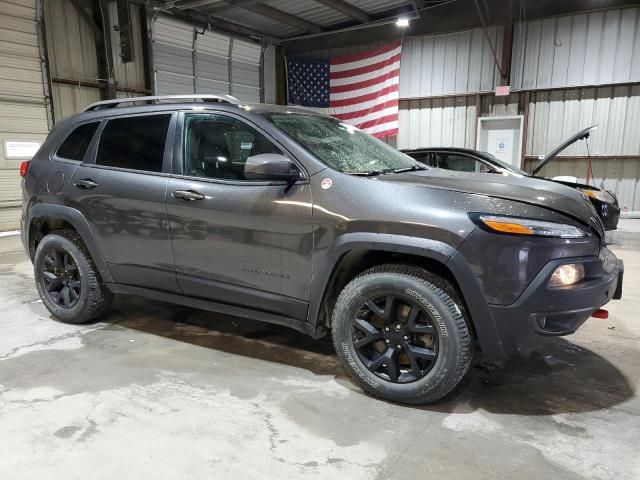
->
xmin=21 ymin=102 xmax=623 ymax=362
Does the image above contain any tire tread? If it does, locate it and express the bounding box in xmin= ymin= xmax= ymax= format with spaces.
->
xmin=35 ymin=229 xmax=112 ymax=324
xmin=331 ymin=264 xmax=473 ymax=404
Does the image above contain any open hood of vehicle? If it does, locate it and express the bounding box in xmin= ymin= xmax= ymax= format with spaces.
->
xmin=377 ymin=169 xmax=597 ymax=225
xmin=531 ymin=125 xmax=598 ymax=176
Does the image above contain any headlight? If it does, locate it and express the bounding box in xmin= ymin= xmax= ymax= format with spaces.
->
xmin=472 ymin=214 xmax=587 ymax=238
xmin=580 ymin=188 xmax=613 ymax=203
xmin=549 ymin=263 xmax=585 ymax=287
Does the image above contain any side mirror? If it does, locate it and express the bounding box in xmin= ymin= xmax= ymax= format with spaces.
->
xmin=244 ymin=153 xmax=302 ymax=182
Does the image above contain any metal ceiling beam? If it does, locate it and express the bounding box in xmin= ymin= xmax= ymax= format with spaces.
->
xmin=205 ymin=0 xmax=265 ymax=12
xmin=244 ymin=3 xmax=324 ymax=33
xmin=172 ymin=0 xmax=219 ymax=9
xmin=162 ymin=7 xmax=280 ymax=43
xmin=410 ymin=0 xmax=425 ymax=10
xmin=313 ymin=0 xmax=370 ymax=23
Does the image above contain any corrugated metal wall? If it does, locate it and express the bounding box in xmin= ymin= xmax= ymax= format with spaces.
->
xmin=398 ymin=96 xmax=477 ymax=149
xmin=511 ymin=6 xmax=640 ymax=90
xmin=397 ymin=93 xmax=522 ymax=150
xmin=152 ymin=15 xmax=262 ymax=102
xmin=108 ymin=2 xmax=147 ymax=93
xmin=400 ymin=26 xmax=503 ymax=98
xmin=527 ymin=85 xmax=640 ymax=156
xmin=394 ymin=6 xmax=640 ymax=212
xmin=0 ymin=0 xmax=48 ymax=230
xmin=45 ymin=0 xmax=100 ymax=119
xmin=525 ymin=84 xmax=640 ymax=211
xmin=45 ymin=0 xmax=148 ymax=120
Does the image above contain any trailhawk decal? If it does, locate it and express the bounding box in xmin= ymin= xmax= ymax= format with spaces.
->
xmin=342 ymin=342 xmax=379 ymax=388
xmin=404 ymin=288 xmax=448 ymax=337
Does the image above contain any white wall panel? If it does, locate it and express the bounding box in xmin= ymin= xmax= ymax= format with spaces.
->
xmin=526 ymin=86 xmax=640 ymax=156
xmin=400 ymin=26 xmax=503 ymax=98
xmin=0 ymin=0 xmax=47 ymax=229
xmin=108 ymin=2 xmax=147 ymax=91
xmin=512 ymin=7 xmax=640 ymax=90
xmin=397 ymin=97 xmax=476 ymax=150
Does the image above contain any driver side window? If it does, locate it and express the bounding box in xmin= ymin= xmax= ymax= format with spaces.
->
xmin=183 ymin=114 xmax=282 ymax=180
xmin=435 ymin=153 xmax=489 ymax=173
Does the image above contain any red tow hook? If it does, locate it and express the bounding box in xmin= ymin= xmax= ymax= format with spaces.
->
xmin=592 ymin=309 xmax=609 ymax=319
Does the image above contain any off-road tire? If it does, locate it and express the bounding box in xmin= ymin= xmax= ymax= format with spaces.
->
xmin=332 ymin=264 xmax=473 ymax=405
xmin=34 ymin=230 xmax=113 ymax=324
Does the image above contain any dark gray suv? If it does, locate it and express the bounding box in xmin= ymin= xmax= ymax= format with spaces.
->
xmin=20 ymin=95 xmax=623 ymax=404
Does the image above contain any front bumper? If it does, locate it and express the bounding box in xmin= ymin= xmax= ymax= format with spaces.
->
xmin=488 ymin=248 xmax=623 ymax=357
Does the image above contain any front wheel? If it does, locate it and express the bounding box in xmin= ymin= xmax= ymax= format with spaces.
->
xmin=331 ymin=265 xmax=473 ymax=404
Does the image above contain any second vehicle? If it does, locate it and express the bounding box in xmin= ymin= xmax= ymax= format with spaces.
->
xmin=404 ymin=126 xmax=620 ymax=230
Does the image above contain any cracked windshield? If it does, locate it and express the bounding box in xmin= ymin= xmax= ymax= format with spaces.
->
xmin=261 ymin=112 xmax=423 ymax=175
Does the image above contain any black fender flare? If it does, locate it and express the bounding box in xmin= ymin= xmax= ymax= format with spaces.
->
xmin=308 ymin=232 xmax=505 ymax=360
xmin=25 ymin=204 xmax=114 ymax=283
xmin=307 ymin=232 xmax=455 ymax=332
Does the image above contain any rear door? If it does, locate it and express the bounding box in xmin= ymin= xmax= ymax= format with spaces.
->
xmin=64 ymin=112 xmax=179 ymax=293
xmin=165 ymin=111 xmax=313 ymax=321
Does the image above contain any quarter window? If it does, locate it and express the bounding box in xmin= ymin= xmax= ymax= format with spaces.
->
xmin=56 ymin=122 xmax=100 ymax=161
xmin=96 ymin=115 xmax=171 ymax=172
xmin=183 ymin=114 xmax=283 ymax=181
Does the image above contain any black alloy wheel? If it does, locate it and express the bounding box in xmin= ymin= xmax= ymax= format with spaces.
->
xmin=352 ymin=294 xmax=439 ymax=384
xmin=41 ymin=248 xmax=82 ymax=309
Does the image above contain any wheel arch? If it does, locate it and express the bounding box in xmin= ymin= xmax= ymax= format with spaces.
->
xmin=26 ymin=204 xmax=114 ymax=283
xmin=308 ymin=233 xmax=506 ymax=360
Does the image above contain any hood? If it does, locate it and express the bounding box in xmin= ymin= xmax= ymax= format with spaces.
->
xmin=376 ymin=168 xmax=597 ymax=224
xmin=532 ymin=125 xmax=597 ymax=176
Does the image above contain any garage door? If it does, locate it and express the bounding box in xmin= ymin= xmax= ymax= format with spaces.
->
xmin=0 ymin=0 xmax=49 ymax=231
xmin=152 ymin=15 xmax=262 ymax=102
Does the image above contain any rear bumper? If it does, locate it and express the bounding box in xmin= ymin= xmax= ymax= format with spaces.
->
xmin=487 ymin=249 xmax=622 ymax=357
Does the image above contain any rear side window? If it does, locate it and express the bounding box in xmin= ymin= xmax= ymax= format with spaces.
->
xmin=96 ymin=114 xmax=171 ymax=172
xmin=57 ymin=122 xmax=100 ymax=161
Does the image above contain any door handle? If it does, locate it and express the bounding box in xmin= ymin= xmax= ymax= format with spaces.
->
xmin=74 ymin=179 xmax=98 ymax=189
xmin=173 ymin=190 xmax=205 ymax=201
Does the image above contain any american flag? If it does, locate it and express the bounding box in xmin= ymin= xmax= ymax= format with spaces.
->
xmin=286 ymin=41 xmax=401 ymax=138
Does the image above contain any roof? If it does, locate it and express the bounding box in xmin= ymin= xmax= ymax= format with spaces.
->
xmin=66 ymin=100 xmax=325 ymax=125
xmin=152 ymin=0 xmax=449 ymax=43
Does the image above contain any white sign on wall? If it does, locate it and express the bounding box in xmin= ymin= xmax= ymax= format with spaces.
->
xmin=4 ymin=141 xmax=42 ymax=159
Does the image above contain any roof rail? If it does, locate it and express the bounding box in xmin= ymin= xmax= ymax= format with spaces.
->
xmin=83 ymin=94 xmax=241 ymax=112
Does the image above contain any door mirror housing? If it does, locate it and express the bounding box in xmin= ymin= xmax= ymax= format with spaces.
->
xmin=244 ymin=153 xmax=302 ymax=182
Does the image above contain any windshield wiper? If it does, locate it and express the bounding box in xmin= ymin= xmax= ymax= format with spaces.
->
xmin=347 ymin=169 xmax=392 ymax=176
xmin=393 ymin=165 xmax=428 ymax=173
xmin=347 ymin=165 xmax=425 ymax=176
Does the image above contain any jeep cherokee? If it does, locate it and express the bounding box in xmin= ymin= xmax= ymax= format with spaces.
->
xmin=20 ymin=95 xmax=623 ymax=405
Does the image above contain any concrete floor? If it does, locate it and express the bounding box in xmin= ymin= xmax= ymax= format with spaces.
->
xmin=1 ymin=224 xmax=639 ymax=480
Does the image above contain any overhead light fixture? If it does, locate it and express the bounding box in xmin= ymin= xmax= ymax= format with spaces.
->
xmin=396 ymin=17 xmax=410 ymax=27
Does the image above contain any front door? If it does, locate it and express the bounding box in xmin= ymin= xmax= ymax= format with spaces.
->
xmin=65 ymin=113 xmax=179 ymax=293
xmin=166 ymin=112 xmax=313 ymax=320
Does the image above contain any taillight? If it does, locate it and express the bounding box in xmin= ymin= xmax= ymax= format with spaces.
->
xmin=19 ymin=161 xmax=29 ymax=177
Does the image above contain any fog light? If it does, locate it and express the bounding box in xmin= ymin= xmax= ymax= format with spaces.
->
xmin=549 ymin=263 xmax=585 ymax=287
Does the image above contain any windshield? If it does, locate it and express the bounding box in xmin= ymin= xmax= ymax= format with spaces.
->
xmin=481 ymin=152 xmax=529 ymax=176
xmin=260 ymin=112 xmax=422 ymax=174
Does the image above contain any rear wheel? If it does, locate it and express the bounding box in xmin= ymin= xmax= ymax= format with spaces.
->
xmin=34 ymin=230 xmax=112 ymax=324
xmin=332 ymin=264 xmax=472 ymax=404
